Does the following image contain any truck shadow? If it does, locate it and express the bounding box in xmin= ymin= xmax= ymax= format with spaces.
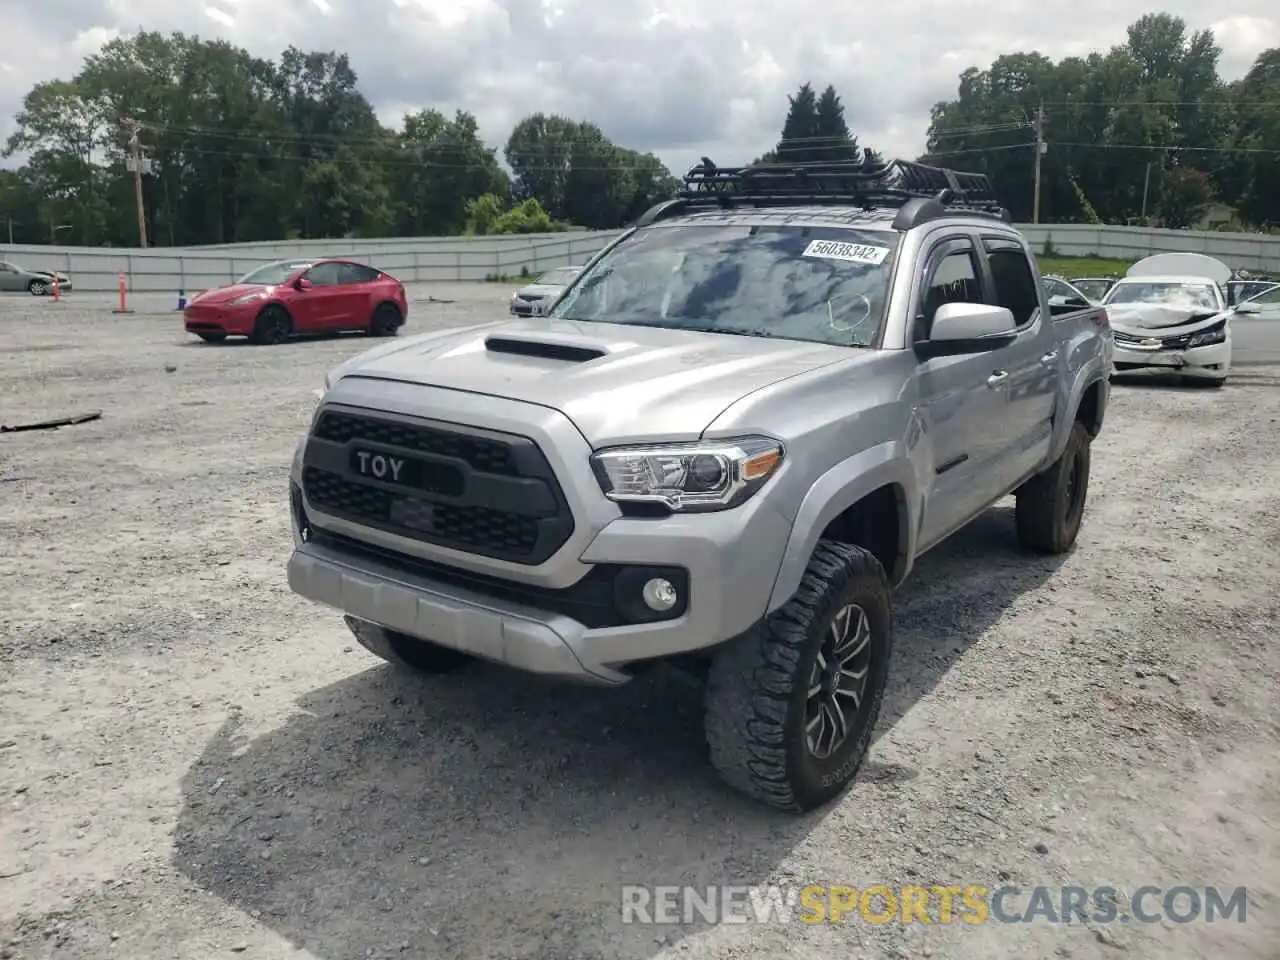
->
xmin=171 ymin=503 xmax=1065 ymax=959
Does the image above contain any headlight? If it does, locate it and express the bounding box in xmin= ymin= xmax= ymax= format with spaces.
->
xmin=230 ymin=291 xmax=265 ymax=305
xmin=1186 ymin=320 xmax=1227 ymax=349
xmin=590 ymin=437 xmax=783 ymax=512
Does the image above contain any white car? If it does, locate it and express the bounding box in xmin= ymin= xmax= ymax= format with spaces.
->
xmin=1237 ymin=282 xmax=1280 ymax=320
xmin=508 ymin=265 xmax=583 ymax=317
xmin=1043 ymin=275 xmax=1099 ymax=308
xmin=1101 ymin=253 xmax=1240 ymax=387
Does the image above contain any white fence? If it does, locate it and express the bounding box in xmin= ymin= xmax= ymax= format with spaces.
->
xmin=3 ymin=223 xmax=1279 ymax=294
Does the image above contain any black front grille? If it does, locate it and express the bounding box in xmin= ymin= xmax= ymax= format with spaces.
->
xmin=301 ymin=410 xmax=574 ymax=565
xmin=314 ymin=412 xmax=515 ymax=475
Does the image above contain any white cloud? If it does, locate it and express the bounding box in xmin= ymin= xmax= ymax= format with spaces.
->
xmin=1 ymin=0 xmax=1276 ymax=179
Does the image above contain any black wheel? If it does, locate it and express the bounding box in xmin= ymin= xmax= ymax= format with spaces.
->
xmin=369 ymin=302 xmax=401 ymax=337
xmin=28 ymin=279 xmax=48 ymax=296
xmin=251 ymin=306 xmax=290 ymax=345
xmin=197 ymin=333 xmax=226 ymax=343
xmin=344 ymin=616 xmax=474 ymax=674
xmin=703 ymin=540 xmax=893 ymax=813
xmin=1015 ymin=420 xmax=1091 ymax=554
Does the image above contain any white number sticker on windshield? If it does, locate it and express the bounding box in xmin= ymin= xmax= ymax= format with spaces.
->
xmin=801 ymin=240 xmax=890 ymax=265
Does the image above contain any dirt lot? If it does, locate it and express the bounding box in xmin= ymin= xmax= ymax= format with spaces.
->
xmin=1 ymin=284 xmax=1278 ymax=960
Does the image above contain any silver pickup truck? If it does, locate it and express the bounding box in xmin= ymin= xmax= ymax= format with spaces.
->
xmin=287 ymin=157 xmax=1113 ymax=813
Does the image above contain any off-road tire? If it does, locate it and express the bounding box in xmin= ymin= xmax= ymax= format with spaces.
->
xmin=703 ymin=540 xmax=893 ymax=813
xmin=197 ymin=333 xmax=227 ymax=343
xmin=369 ymin=302 xmax=402 ymax=337
xmin=28 ymin=279 xmax=48 ymax=296
xmin=1015 ymin=420 xmax=1091 ymax=554
xmin=250 ymin=306 xmax=290 ymax=345
xmin=344 ymin=616 xmax=474 ymax=674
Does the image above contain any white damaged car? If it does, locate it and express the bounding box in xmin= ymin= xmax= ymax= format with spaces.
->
xmin=1101 ymin=252 xmax=1242 ymax=387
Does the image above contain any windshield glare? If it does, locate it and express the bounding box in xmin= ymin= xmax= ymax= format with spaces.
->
xmin=1104 ymin=281 xmax=1218 ymax=310
xmin=548 ymin=224 xmax=898 ymax=347
xmin=240 ymin=262 xmax=310 ymax=285
xmin=538 ymin=267 xmax=580 ymax=285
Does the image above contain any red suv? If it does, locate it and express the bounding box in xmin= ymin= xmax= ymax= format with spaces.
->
xmin=183 ymin=258 xmax=409 ymax=344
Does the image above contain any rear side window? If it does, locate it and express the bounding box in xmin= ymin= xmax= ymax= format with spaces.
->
xmin=983 ymin=239 xmax=1040 ymax=328
xmin=341 ymin=263 xmax=381 ymax=284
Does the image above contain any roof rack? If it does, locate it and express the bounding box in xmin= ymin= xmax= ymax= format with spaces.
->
xmin=635 ymin=151 xmax=1012 ymax=229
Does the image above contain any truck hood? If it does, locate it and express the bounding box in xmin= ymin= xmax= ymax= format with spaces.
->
xmin=1106 ymin=303 xmax=1225 ymax=331
xmin=333 ymin=317 xmax=856 ymax=446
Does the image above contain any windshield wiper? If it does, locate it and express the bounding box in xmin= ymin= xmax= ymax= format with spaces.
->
xmin=675 ymin=324 xmax=784 ymax=338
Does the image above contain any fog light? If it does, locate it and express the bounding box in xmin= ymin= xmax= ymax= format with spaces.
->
xmin=641 ymin=577 xmax=678 ymax=612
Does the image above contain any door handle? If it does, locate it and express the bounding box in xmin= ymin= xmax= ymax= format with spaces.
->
xmin=1040 ymin=351 xmax=1059 ymax=366
xmin=986 ymin=371 xmax=1010 ymax=389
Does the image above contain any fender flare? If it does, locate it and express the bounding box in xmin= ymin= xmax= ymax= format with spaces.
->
xmin=766 ymin=442 xmax=919 ymax=613
xmin=1049 ymin=359 xmax=1109 ymax=458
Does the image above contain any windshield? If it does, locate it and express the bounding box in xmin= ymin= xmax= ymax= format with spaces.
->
xmin=548 ymin=223 xmax=899 ymax=347
xmin=239 ymin=261 xmax=311 ymax=285
xmin=537 ymin=267 xmax=581 ymax=285
xmin=1103 ymin=280 xmax=1219 ymax=310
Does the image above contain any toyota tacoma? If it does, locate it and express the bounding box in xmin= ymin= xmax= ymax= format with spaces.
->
xmin=286 ymin=157 xmax=1113 ymax=813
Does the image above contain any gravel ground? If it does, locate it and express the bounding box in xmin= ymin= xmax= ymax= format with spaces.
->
xmin=1 ymin=283 xmax=1278 ymax=960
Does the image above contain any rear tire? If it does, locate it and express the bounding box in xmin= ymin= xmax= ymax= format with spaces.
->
xmin=703 ymin=540 xmax=893 ymax=813
xmin=344 ymin=616 xmax=474 ymax=674
xmin=251 ymin=306 xmax=290 ymax=345
xmin=197 ymin=333 xmax=226 ymax=343
xmin=369 ymin=303 xmax=401 ymax=337
xmin=1015 ymin=420 xmax=1091 ymax=554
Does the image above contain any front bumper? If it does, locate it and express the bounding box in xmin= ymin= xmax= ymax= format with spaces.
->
xmin=509 ymin=300 xmax=539 ymax=317
xmin=285 ymin=385 xmax=794 ymax=685
xmin=184 ymin=302 xmax=254 ymax=336
xmin=1112 ymin=335 xmax=1230 ymax=379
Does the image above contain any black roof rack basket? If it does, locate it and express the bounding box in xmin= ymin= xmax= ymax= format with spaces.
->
xmin=635 ymin=151 xmax=1011 ymax=227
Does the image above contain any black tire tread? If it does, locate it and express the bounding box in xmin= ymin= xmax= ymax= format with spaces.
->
xmin=251 ymin=306 xmax=290 ymax=345
xmin=704 ymin=540 xmax=891 ymax=812
xmin=370 ymin=302 xmax=401 ymax=336
xmin=1015 ymin=420 xmax=1090 ymax=554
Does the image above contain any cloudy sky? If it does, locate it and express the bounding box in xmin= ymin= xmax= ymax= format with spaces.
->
xmin=1 ymin=0 xmax=1278 ymax=176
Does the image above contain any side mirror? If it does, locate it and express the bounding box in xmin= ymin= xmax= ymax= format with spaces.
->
xmin=1233 ymin=301 xmax=1260 ymax=315
xmin=295 ymin=277 xmax=312 ymax=291
xmin=915 ymin=302 xmax=1018 ymax=359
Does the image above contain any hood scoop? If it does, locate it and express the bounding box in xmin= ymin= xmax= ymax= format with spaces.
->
xmin=484 ymin=332 xmax=608 ymax=363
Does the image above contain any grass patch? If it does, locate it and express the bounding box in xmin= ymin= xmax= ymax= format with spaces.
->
xmin=1036 ymin=255 xmax=1134 ymax=278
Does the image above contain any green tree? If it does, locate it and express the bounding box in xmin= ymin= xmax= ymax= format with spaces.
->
xmin=814 ymin=85 xmax=859 ymax=161
xmin=775 ymin=82 xmax=820 ymax=163
xmin=1157 ymin=166 xmax=1214 ymax=228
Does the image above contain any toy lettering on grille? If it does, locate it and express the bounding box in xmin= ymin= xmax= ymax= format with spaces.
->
xmin=801 ymin=240 xmax=890 ymax=265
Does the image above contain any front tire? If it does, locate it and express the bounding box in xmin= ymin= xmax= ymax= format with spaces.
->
xmin=1015 ymin=420 xmax=1091 ymax=554
xmin=251 ymin=306 xmax=290 ymax=345
xmin=28 ymin=279 xmax=48 ymax=296
xmin=369 ymin=303 xmax=401 ymax=337
xmin=704 ymin=541 xmax=893 ymax=813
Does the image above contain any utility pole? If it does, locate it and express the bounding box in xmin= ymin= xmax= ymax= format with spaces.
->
xmin=1140 ymin=162 xmax=1152 ymax=223
xmin=1032 ymin=103 xmax=1046 ymax=225
xmin=123 ymin=119 xmax=148 ymax=248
